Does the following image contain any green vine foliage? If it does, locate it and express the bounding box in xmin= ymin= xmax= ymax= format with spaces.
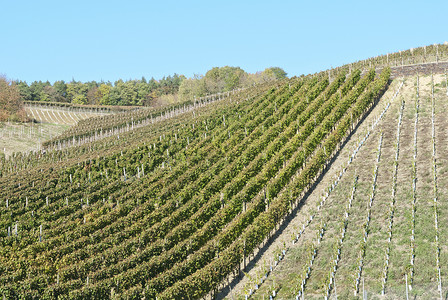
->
xmin=0 ymin=66 xmax=390 ymax=299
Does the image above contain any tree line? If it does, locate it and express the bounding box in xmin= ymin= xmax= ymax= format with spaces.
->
xmin=14 ymin=74 xmax=184 ymax=107
xmin=12 ymin=66 xmax=287 ymax=107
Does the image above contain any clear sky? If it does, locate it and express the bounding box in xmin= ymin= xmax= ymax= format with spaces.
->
xmin=0 ymin=0 xmax=446 ymax=83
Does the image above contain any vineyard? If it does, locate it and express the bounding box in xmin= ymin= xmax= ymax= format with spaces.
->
xmin=1 ymin=104 xmax=112 ymax=158
xmin=231 ymin=72 xmax=448 ymax=299
xmin=24 ymin=106 xmax=110 ymax=126
xmin=1 ymin=44 xmax=448 ymax=300
xmin=0 ymin=123 xmax=69 ymax=158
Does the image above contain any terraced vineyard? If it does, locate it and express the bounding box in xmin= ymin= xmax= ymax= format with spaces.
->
xmin=1 ymin=104 xmax=124 ymax=158
xmin=25 ymin=106 xmax=110 ymax=126
xmin=235 ymin=72 xmax=448 ymax=299
xmin=0 ymin=64 xmax=391 ymax=299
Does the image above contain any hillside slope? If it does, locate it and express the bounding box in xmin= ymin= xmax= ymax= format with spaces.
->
xmin=229 ymin=72 xmax=448 ymax=299
xmin=0 ymin=66 xmax=391 ymax=299
xmin=2 ymin=44 xmax=448 ymax=300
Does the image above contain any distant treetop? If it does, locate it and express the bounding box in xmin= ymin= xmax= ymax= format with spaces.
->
xmin=179 ymin=66 xmax=287 ymax=102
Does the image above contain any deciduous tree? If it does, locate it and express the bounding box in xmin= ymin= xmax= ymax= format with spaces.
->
xmin=0 ymin=75 xmax=27 ymax=121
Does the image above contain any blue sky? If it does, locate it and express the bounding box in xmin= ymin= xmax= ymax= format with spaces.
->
xmin=0 ymin=0 xmax=446 ymax=83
